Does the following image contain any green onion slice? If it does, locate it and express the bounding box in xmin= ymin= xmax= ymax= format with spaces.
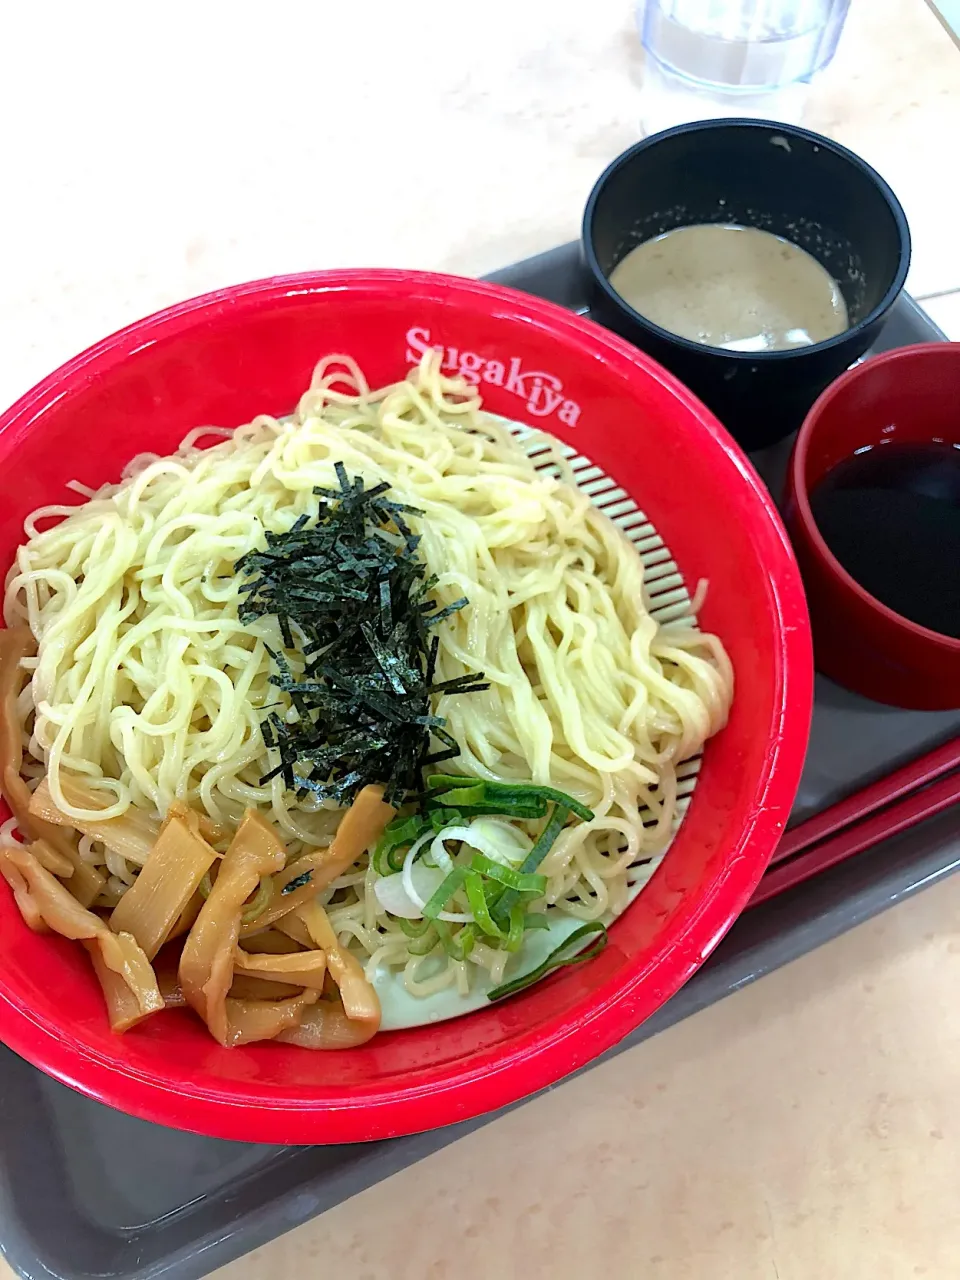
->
xmin=374 ymin=808 xmax=465 ymax=875
xmin=451 ymin=923 xmax=476 ymax=961
xmin=490 ymin=803 xmax=569 ymax=929
xmin=431 ymin=783 xmax=485 ymax=808
xmin=487 ymin=922 xmax=608 ymax=1002
xmin=523 ymin=913 xmax=551 ymax=931
xmin=505 ymin=903 xmax=526 ymax=952
xmin=421 ymin=866 xmax=467 ymax=920
xmin=432 ymin=920 xmax=476 ymax=960
xmin=374 ymin=813 xmax=426 ymax=874
xmin=396 ymin=916 xmax=433 ymax=938
xmin=464 ymin=870 xmax=505 ymax=938
xmin=407 ymin=925 xmax=440 ymax=956
xmin=426 ymin=775 xmax=594 ymax=823
xmin=469 ymin=852 xmax=546 ymax=896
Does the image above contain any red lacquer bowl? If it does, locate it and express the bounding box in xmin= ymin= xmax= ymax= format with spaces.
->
xmin=785 ymin=342 xmax=960 ymax=710
xmin=0 ymin=271 xmax=812 ymax=1143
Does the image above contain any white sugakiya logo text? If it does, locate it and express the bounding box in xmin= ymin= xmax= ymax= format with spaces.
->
xmin=404 ymin=327 xmax=581 ymax=427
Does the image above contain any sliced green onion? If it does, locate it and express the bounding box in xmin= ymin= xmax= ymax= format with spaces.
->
xmin=487 ymin=922 xmax=608 ymax=1001
xmin=407 ymin=925 xmax=440 ymax=955
xmin=425 ymin=794 xmax=545 ymax=820
xmin=241 ymin=876 xmax=274 ymax=925
xmin=396 ymin=916 xmax=433 ymax=938
xmin=451 ymin=923 xmax=476 ymax=960
xmin=517 ymin=804 xmax=569 ymax=876
xmin=432 ymin=920 xmax=476 ymax=960
xmin=380 ymin=812 xmax=425 ymax=847
xmin=460 ymin=929 xmax=477 ymax=960
xmin=199 ymin=872 xmax=213 ymax=899
xmin=506 ymin=903 xmax=526 ymax=952
xmin=491 ymin=803 xmax=569 ymax=929
xmin=469 ymin=852 xmax=547 ymax=896
xmin=464 ymin=870 xmax=504 ymax=938
xmin=374 ymin=813 xmax=426 ymax=874
xmin=421 ymin=866 xmax=467 ymax=920
xmin=431 ymin=783 xmax=485 ymax=808
xmin=470 ymin=801 xmax=547 ymax=819
xmin=429 ymin=807 xmax=462 ymax=832
xmin=425 ymin=775 xmax=594 ymax=823
xmin=435 ymin=798 xmax=547 ymax=820
xmin=386 ymin=844 xmax=410 ymax=873
xmin=375 ymin=809 xmax=466 ymax=874
xmin=431 ymin=918 xmax=452 ymax=953
xmin=426 ymin=773 xmax=467 ymax=791
xmin=523 ymin=912 xmax=551 ymax=931
xmin=485 ymin=782 xmax=593 ymax=824
xmin=373 ymin=808 xmax=455 ymax=870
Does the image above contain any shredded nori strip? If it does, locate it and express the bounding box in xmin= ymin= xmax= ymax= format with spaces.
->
xmin=281 ymin=870 xmax=314 ymax=895
xmin=236 ymin=468 xmax=489 ymax=806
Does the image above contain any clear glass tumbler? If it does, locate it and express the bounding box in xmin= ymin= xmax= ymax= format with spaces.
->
xmin=637 ymin=0 xmax=851 ymax=133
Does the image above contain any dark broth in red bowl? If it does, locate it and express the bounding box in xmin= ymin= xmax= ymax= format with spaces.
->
xmin=809 ymin=441 xmax=960 ymax=640
xmin=786 ymin=342 xmax=960 ymax=710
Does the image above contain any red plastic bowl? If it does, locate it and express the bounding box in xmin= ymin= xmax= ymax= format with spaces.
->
xmin=785 ymin=342 xmax=960 ymax=709
xmin=0 ymin=270 xmax=812 ymax=1143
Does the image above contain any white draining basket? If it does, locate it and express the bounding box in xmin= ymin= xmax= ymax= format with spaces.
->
xmin=513 ymin=423 xmax=704 ymax=853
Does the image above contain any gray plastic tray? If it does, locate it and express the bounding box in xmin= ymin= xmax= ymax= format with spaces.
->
xmin=1 ymin=244 xmax=958 ymax=1280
